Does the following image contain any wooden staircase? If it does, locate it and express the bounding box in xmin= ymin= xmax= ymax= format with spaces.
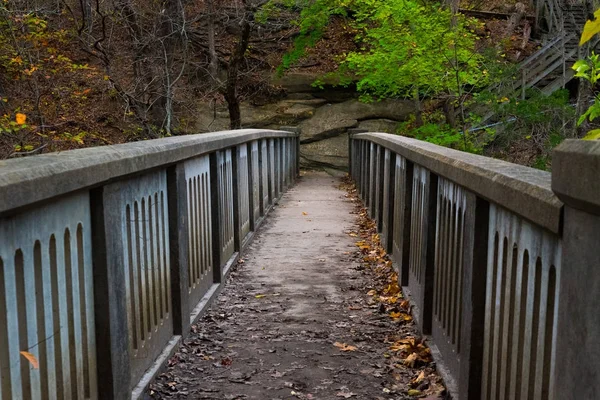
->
xmin=470 ymin=0 xmax=588 ymax=128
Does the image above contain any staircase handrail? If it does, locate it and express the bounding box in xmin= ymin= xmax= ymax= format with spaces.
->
xmin=519 ymin=32 xmax=570 ymax=68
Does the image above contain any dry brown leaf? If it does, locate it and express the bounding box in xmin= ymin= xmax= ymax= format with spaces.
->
xmin=410 ymin=370 xmax=426 ymax=387
xmin=404 ymin=352 xmax=418 ymax=367
xmin=334 ymin=342 xmax=358 ymax=352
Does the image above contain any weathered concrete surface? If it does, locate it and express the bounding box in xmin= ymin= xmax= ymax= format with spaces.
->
xmin=0 ymin=129 xmax=298 ymax=216
xmin=552 ymin=139 xmax=600 ymax=214
xmin=355 ymin=132 xmax=562 ymax=233
xmin=148 ymin=172 xmax=434 ymax=399
xmin=552 ymin=139 xmax=600 ymax=399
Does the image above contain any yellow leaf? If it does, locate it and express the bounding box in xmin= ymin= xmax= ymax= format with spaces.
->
xmin=580 ymin=10 xmax=600 ymax=46
xmin=367 ymin=289 xmax=377 ymax=296
xmin=390 ymin=311 xmax=412 ymax=321
xmin=407 ymin=389 xmax=421 ymax=396
xmin=583 ymin=129 xmax=600 ymax=140
xmin=15 ymin=113 xmax=26 ymax=125
xmin=334 ymin=342 xmax=358 ymax=352
xmin=255 ymin=294 xmax=267 ymax=298
xmin=20 ymin=351 xmax=39 ymax=369
xmin=302 ymin=212 xmax=308 ymax=215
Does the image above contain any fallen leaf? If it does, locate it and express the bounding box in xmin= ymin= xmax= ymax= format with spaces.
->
xmin=221 ymin=357 xmax=232 ymax=366
xmin=334 ymin=342 xmax=358 ymax=352
xmin=20 ymin=351 xmax=38 ymax=369
xmin=255 ymin=294 xmax=267 ymax=298
xmin=407 ymin=388 xmax=422 ymax=396
xmin=410 ymin=370 xmax=426 ymax=387
xmin=15 ymin=113 xmax=26 ymax=125
xmin=389 ymin=311 xmax=412 ymax=322
xmin=404 ymin=353 xmax=418 ymax=367
xmin=302 ymin=212 xmax=308 ymax=215
xmin=336 ymin=391 xmax=356 ymax=398
xmin=367 ymin=289 xmax=377 ymax=296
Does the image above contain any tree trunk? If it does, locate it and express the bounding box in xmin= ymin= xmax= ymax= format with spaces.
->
xmin=505 ymin=3 xmax=526 ymax=38
xmin=413 ymin=88 xmax=423 ymax=127
xmin=207 ymin=0 xmax=219 ymax=85
xmin=159 ymin=0 xmax=184 ymax=135
xmin=223 ymin=4 xmax=252 ymax=130
xmin=444 ymin=98 xmax=456 ymax=128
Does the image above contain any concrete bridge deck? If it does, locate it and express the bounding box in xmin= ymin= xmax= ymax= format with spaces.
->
xmin=147 ymin=171 xmax=439 ymax=399
xmin=1 ymin=130 xmax=599 ymax=400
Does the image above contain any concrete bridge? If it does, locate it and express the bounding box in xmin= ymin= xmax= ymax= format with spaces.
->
xmin=0 ymin=129 xmax=598 ymax=399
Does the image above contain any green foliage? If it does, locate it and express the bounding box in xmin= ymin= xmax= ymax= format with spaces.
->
xmin=401 ymin=122 xmax=487 ymax=153
xmin=574 ymin=7 xmax=600 ymax=140
xmin=274 ymin=0 xmax=347 ymax=75
xmin=573 ymin=53 xmax=600 ymax=137
xmin=397 ymin=108 xmax=492 ymax=154
xmin=280 ymin=0 xmax=488 ymax=102
xmin=489 ymin=89 xmax=575 ymax=168
xmin=494 ymin=89 xmax=574 ymax=125
xmin=341 ymin=1 xmax=486 ymax=99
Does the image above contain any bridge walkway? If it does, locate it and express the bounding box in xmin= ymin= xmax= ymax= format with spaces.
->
xmin=147 ymin=171 xmax=438 ymax=399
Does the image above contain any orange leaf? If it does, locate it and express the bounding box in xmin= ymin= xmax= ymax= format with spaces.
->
xmin=20 ymin=351 xmax=39 ymax=369
xmin=15 ymin=113 xmax=26 ymax=125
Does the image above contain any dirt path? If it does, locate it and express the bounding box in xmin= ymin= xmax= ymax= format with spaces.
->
xmin=148 ymin=171 xmax=444 ymax=400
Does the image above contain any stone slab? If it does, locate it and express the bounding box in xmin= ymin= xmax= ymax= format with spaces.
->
xmin=301 ymin=134 xmax=349 ymax=170
xmin=358 ymin=119 xmax=400 ymax=133
xmin=300 ymin=99 xmax=414 ymax=141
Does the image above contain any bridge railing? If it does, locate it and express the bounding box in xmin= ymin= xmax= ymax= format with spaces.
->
xmin=0 ymin=129 xmax=299 ymax=399
xmin=349 ymin=132 xmax=600 ymax=400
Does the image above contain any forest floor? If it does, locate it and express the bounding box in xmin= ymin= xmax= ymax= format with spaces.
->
xmin=147 ymin=171 xmax=446 ymax=400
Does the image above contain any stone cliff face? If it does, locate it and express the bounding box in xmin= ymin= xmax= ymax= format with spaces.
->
xmin=196 ymin=72 xmax=415 ymax=171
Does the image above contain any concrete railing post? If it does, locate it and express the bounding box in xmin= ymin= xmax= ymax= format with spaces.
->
xmin=552 ymin=139 xmax=600 ymax=398
xmin=381 ymin=149 xmax=396 ymax=253
xmin=348 ymin=128 xmax=368 ymax=193
xmin=279 ymin=127 xmax=299 ymax=181
xmin=231 ymin=146 xmax=242 ymax=252
xmin=458 ymin=197 xmax=489 ymax=399
xmin=166 ymin=163 xmax=191 ymax=337
xmin=376 ymin=145 xmax=385 ymax=231
xmin=248 ymin=142 xmax=257 ymax=232
xmin=90 ymin=184 xmax=132 ymax=400
xmin=209 ymin=152 xmax=223 ymax=283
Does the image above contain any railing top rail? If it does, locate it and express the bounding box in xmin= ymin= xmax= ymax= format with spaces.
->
xmin=352 ymin=132 xmax=562 ymax=233
xmin=0 ymin=129 xmax=298 ymax=216
xmin=519 ymin=32 xmax=573 ymax=68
